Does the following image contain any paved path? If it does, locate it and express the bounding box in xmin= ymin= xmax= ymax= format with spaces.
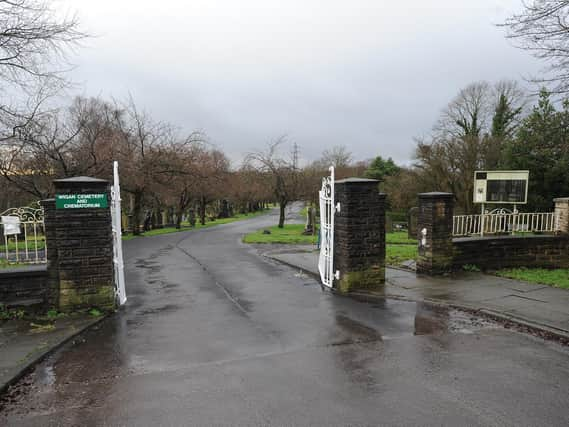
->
xmin=268 ymin=249 xmax=569 ymax=337
xmin=2 ymin=207 xmax=569 ymax=426
xmin=0 ymin=315 xmax=100 ymax=394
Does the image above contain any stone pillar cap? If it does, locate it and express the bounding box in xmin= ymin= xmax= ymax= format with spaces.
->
xmin=53 ymin=176 xmax=108 ymax=184
xmin=554 ymin=197 xmax=569 ymax=202
xmin=418 ymin=192 xmax=454 ymax=198
xmin=335 ymin=177 xmax=379 ymax=184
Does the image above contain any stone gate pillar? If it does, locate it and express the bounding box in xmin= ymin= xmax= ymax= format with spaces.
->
xmin=333 ymin=178 xmax=386 ymax=293
xmin=554 ymin=197 xmax=569 ymax=234
xmin=43 ymin=177 xmax=115 ymax=312
xmin=416 ymin=192 xmax=454 ymax=275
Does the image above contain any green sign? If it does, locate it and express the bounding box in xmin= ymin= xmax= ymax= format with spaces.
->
xmin=56 ymin=194 xmax=108 ymax=209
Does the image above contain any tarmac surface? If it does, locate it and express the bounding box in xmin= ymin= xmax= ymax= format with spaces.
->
xmin=267 ymin=247 xmax=569 ymax=338
xmin=1 ymin=206 xmax=569 ymax=426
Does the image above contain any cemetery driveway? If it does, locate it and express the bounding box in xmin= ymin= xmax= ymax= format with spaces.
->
xmin=2 ymin=206 xmax=569 ymax=426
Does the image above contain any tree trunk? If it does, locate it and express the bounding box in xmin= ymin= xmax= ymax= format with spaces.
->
xmin=132 ymin=191 xmax=143 ymax=235
xmin=278 ymin=200 xmax=287 ymax=228
xmin=175 ymin=208 xmax=183 ymax=229
xmin=200 ymin=196 xmax=206 ymax=225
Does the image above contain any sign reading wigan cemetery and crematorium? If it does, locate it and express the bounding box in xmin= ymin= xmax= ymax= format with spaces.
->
xmin=55 ymin=194 xmax=108 ymax=209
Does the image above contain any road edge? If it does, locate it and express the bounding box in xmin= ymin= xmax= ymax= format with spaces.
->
xmin=265 ymin=254 xmax=569 ymax=346
xmin=0 ymin=313 xmax=112 ymax=397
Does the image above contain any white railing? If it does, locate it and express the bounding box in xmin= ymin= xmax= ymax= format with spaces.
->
xmin=1 ymin=203 xmax=46 ymax=264
xmin=453 ymin=211 xmax=560 ymax=237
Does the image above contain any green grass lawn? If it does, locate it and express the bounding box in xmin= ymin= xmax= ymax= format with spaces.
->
xmin=495 ymin=268 xmax=569 ymax=289
xmin=0 ymin=236 xmax=45 ymax=251
xmin=123 ymin=210 xmax=270 ymax=241
xmin=243 ymin=224 xmax=317 ymax=244
xmin=0 ymin=259 xmax=27 ymax=269
xmin=386 ymin=245 xmax=418 ymax=265
xmin=386 ymin=231 xmax=416 ymax=245
xmin=243 ymin=225 xmax=419 ymax=267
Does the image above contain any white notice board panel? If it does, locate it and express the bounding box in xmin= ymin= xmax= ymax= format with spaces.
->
xmin=473 ymin=170 xmax=529 ymax=204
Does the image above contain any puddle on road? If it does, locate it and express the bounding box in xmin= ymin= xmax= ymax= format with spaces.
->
xmin=331 ymin=298 xmax=501 ymax=343
xmin=413 ymin=303 xmax=497 ymax=336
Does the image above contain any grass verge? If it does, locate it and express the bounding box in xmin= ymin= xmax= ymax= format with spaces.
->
xmin=386 ymin=245 xmax=418 ymax=265
xmin=243 ymin=225 xmax=419 ymax=268
xmin=123 ymin=210 xmax=270 ymax=241
xmin=243 ymin=224 xmax=317 ymax=245
xmin=0 ymin=237 xmax=45 ymax=252
xmin=495 ymin=268 xmax=569 ymax=289
xmin=386 ymin=231 xmax=416 ymax=245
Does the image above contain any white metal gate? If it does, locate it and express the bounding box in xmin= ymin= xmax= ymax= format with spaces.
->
xmin=111 ymin=161 xmax=127 ymax=306
xmin=318 ymin=166 xmax=340 ymax=288
xmin=1 ymin=203 xmax=46 ymax=265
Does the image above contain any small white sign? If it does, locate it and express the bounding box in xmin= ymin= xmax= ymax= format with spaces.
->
xmin=2 ymin=216 xmax=21 ymax=236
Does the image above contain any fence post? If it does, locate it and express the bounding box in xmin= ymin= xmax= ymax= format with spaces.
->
xmin=554 ymin=197 xmax=569 ymax=234
xmin=333 ymin=178 xmax=386 ymax=293
xmin=43 ymin=177 xmax=115 ymax=312
xmin=40 ymin=199 xmax=58 ymax=308
xmin=416 ymin=192 xmax=454 ymax=275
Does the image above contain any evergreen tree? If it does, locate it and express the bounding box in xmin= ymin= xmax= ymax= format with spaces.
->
xmin=502 ymin=89 xmax=569 ymax=210
xmin=364 ymin=156 xmax=400 ymax=182
xmin=491 ymin=93 xmax=522 ymax=139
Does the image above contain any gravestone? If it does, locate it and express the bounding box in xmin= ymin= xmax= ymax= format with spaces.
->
xmin=408 ymin=206 xmax=419 ymax=240
xmin=188 ymin=208 xmax=196 ymax=227
xmin=219 ymin=199 xmax=230 ymax=219
xmin=385 ymin=214 xmax=393 ymax=233
xmin=303 ymin=206 xmax=315 ymax=235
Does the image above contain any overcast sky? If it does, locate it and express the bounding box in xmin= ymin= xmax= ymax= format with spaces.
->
xmin=59 ymin=0 xmax=542 ymax=166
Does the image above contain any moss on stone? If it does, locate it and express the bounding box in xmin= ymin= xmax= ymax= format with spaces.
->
xmin=59 ymin=285 xmax=115 ymax=312
xmin=336 ymin=267 xmax=385 ymax=293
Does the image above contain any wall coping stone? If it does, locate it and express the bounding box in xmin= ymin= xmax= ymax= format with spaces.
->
xmin=0 ymin=265 xmax=47 ymax=278
xmin=335 ymin=177 xmax=379 ymax=184
xmin=53 ymin=176 xmax=108 ymax=184
xmin=554 ymin=197 xmax=569 ymax=202
xmin=453 ymin=234 xmax=569 ymax=243
xmin=418 ymin=192 xmax=454 ymax=199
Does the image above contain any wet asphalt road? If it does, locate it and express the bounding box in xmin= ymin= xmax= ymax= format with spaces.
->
xmin=1 ymin=207 xmax=569 ymax=426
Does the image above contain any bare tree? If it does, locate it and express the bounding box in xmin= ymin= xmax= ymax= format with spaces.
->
xmin=315 ymin=145 xmax=353 ymax=169
xmin=0 ymin=97 xmax=110 ymax=198
xmin=0 ymin=0 xmax=85 ymax=143
xmin=503 ymin=1 xmax=569 ymax=93
xmin=246 ymin=137 xmax=299 ymax=228
xmin=413 ymin=80 xmax=527 ymax=213
xmin=0 ymin=0 xmax=84 ymax=88
xmin=436 ymin=81 xmax=491 ymax=139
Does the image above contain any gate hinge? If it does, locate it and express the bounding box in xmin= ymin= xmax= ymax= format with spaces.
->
xmin=334 ymin=270 xmax=340 ymax=280
xmin=335 ymin=202 xmax=341 ymax=213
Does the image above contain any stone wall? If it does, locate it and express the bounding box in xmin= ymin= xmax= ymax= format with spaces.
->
xmin=0 ymin=265 xmax=48 ymax=308
xmin=555 ymin=198 xmax=569 ymax=234
xmin=43 ymin=177 xmax=115 ymax=312
xmin=453 ymin=234 xmax=569 ymax=270
xmin=416 ymin=193 xmax=454 ymax=275
xmin=334 ymin=178 xmax=386 ymax=292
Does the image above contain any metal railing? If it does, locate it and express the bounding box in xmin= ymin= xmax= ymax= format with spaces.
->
xmin=453 ymin=211 xmax=559 ymax=237
xmin=1 ymin=203 xmax=46 ymax=264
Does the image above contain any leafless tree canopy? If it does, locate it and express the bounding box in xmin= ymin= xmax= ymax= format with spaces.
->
xmin=503 ymin=1 xmax=569 ymax=93
xmin=245 ymin=137 xmax=300 ymax=228
xmin=315 ymin=145 xmax=353 ymax=169
xmin=0 ymin=0 xmax=84 ymax=89
xmin=0 ymin=0 xmax=86 ymax=143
